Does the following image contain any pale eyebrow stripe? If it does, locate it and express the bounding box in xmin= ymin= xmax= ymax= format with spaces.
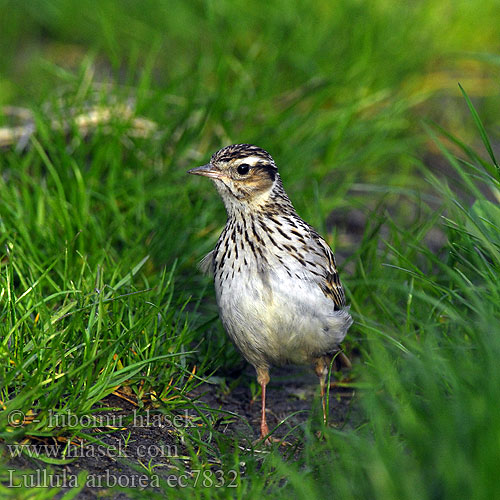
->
xmin=237 ymin=156 xmax=269 ymax=166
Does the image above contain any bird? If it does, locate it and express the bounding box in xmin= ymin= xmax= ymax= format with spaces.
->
xmin=188 ymin=144 xmax=352 ymax=443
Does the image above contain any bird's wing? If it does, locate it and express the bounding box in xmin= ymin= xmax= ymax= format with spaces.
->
xmin=311 ymin=233 xmax=346 ymax=309
xmin=198 ymin=250 xmax=215 ymax=276
xmin=247 ymin=211 xmax=348 ymax=311
xmin=290 ymin=224 xmax=346 ymax=310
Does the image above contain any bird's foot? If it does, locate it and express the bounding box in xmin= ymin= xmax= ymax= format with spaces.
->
xmin=315 ymin=429 xmax=328 ymax=441
xmin=253 ymin=433 xmax=286 ymax=447
xmin=251 ymin=422 xmax=287 ymax=446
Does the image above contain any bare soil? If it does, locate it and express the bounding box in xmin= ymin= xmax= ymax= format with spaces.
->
xmin=3 ymin=365 xmax=358 ymax=499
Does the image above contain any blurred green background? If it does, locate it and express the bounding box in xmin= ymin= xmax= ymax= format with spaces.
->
xmin=1 ymin=0 xmax=498 ymax=270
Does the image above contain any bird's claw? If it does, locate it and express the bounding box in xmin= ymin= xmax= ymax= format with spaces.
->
xmin=253 ymin=433 xmax=290 ymax=447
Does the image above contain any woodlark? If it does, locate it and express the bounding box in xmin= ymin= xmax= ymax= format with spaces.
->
xmin=189 ymin=144 xmax=352 ymax=443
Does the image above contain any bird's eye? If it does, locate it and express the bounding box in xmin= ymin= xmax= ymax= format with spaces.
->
xmin=237 ymin=163 xmax=250 ymax=175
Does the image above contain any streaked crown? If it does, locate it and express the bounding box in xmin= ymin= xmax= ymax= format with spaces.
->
xmin=211 ymin=144 xmax=274 ymax=165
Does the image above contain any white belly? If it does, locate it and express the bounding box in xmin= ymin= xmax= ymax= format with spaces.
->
xmin=215 ymin=266 xmax=351 ymax=368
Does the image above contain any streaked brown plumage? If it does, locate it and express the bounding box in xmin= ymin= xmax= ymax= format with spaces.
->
xmin=189 ymin=144 xmax=352 ymax=443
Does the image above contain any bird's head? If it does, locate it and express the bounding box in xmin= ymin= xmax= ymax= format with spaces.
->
xmin=188 ymin=144 xmax=280 ymax=210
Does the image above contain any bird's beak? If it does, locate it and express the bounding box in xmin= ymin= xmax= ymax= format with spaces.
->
xmin=187 ymin=163 xmax=224 ymax=180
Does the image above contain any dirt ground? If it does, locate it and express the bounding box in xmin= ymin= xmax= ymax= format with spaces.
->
xmin=3 ymin=365 xmax=358 ymax=499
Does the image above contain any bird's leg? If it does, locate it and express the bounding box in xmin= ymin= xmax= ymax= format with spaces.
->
xmin=256 ymin=366 xmax=270 ymax=439
xmin=253 ymin=366 xmax=288 ymax=446
xmin=314 ymin=356 xmax=330 ymax=425
xmin=319 ymin=373 xmax=327 ymax=425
